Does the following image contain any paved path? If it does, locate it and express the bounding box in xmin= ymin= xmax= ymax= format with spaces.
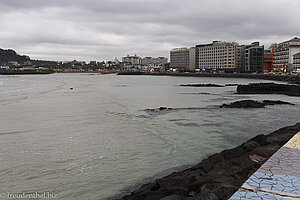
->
xmin=230 ymin=131 xmax=300 ymax=200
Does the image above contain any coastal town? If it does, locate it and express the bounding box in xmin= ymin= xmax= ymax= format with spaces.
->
xmin=1 ymin=37 xmax=300 ymax=75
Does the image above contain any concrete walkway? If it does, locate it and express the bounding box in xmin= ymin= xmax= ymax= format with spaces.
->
xmin=230 ymin=131 xmax=300 ymax=200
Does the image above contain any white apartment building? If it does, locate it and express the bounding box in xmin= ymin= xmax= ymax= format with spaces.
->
xmin=141 ymin=57 xmax=168 ymax=66
xmin=122 ymin=55 xmax=141 ymax=65
xmin=196 ymin=41 xmax=238 ymax=71
xmin=273 ymin=37 xmax=300 ymax=71
xmin=293 ymin=52 xmax=300 ymax=72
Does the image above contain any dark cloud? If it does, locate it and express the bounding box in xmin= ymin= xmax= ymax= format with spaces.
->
xmin=0 ymin=0 xmax=299 ymax=61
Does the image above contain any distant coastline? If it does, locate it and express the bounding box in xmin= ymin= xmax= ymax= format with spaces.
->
xmin=0 ymin=69 xmax=54 ymax=75
xmin=117 ymin=71 xmax=300 ymax=85
xmin=0 ymin=70 xmax=119 ymax=75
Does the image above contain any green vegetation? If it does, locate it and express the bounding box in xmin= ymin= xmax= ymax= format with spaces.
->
xmin=0 ymin=69 xmax=54 ymax=75
xmin=0 ymin=47 xmax=121 ymax=73
xmin=0 ymin=49 xmax=30 ymax=64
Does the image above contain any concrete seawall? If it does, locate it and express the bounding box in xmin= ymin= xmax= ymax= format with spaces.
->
xmin=230 ymin=131 xmax=300 ymax=199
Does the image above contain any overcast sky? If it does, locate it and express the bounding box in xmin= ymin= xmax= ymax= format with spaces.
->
xmin=0 ymin=0 xmax=299 ymax=62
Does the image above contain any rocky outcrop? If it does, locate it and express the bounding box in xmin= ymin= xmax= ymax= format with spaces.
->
xmin=180 ymin=84 xmax=224 ymax=87
xmin=117 ymin=123 xmax=300 ymax=200
xmin=144 ymin=107 xmax=204 ymax=116
xmin=224 ymin=84 xmax=239 ymax=86
xmin=220 ymin=100 xmax=294 ymax=108
xmin=262 ymin=100 xmax=295 ymax=105
xmin=159 ymin=107 xmax=172 ymax=111
xmin=144 ymin=107 xmax=174 ymax=116
xmin=237 ymin=83 xmax=300 ymax=97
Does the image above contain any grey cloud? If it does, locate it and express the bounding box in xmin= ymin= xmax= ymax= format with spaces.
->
xmin=0 ymin=0 xmax=299 ymax=61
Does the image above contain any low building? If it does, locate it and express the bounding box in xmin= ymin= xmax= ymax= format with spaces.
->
xmin=141 ymin=57 xmax=168 ymax=66
xmin=22 ymin=66 xmax=36 ymax=70
xmin=141 ymin=57 xmax=153 ymax=66
xmin=273 ymin=37 xmax=300 ymax=72
xmin=5 ymin=61 xmax=19 ymax=67
xmin=156 ymin=57 xmax=168 ymax=66
xmin=89 ymin=61 xmax=97 ymax=65
xmin=114 ymin=57 xmax=120 ymax=65
xmin=264 ymin=49 xmax=274 ymax=72
xmin=23 ymin=61 xmax=32 ymax=66
xmin=122 ymin=55 xmax=141 ymax=66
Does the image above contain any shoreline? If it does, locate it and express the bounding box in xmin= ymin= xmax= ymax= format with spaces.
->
xmin=116 ymin=123 xmax=300 ymax=200
xmin=117 ymin=72 xmax=300 ymax=85
xmin=0 ymin=70 xmax=54 ymax=75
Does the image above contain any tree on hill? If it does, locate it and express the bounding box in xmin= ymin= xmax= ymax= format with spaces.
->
xmin=0 ymin=48 xmax=30 ymax=64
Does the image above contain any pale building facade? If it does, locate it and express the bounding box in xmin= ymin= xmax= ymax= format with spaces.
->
xmin=189 ymin=47 xmax=196 ymax=71
xmin=122 ymin=55 xmax=141 ymax=65
xmin=170 ymin=48 xmax=190 ymax=71
xmin=293 ymin=52 xmax=300 ymax=72
xmin=196 ymin=41 xmax=238 ymax=71
xmin=141 ymin=57 xmax=168 ymax=66
xmin=273 ymin=37 xmax=300 ymax=72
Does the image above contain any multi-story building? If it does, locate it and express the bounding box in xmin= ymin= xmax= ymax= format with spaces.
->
xmin=236 ymin=42 xmax=264 ymax=73
xmin=293 ymin=52 xmax=300 ymax=73
xmin=89 ymin=61 xmax=97 ymax=65
xmin=141 ymin=57 xmax=168 ymax=66
xmin=264 ymin=49 xmax=274 ymax=72
xmin=189 ymin=47 xmax=196 ymax=71
xmin=156 ymin=57 xmax=168 ymax=66
xmin=141 ymin=57 xmax=152 ymax=65
xmin=170 ymin=48 xmax=190 ymax=71
xmin=236 ymin=45 xmax=245 ymax=73
xmin=273 ymin=37 xmax=300 ymax=72
xmin=195 ymin=41 xmax=238 ymax=72
xmin=122 ymin=55 xmax=141 ymax=65
xmin=244 ymin=42 xmax=264 ymax=73
xmin=114 ymin=57 xmax=120 ymax=64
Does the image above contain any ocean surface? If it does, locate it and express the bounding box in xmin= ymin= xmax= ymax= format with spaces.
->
xmin=0 ymin=74 xmax=299 ymax=200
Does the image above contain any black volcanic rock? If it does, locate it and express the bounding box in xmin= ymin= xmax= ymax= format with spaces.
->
xmin=220 ymin=100 xmax=265 ymax=108
xmin=262 ymin=100 xmax=295 ymax=105
xmin=117 ymin=123 xmax=300 ymax=200
xmin=237 ymin=83 xmax=300 ymax=97
xmin=180 ymin=84 xmax=224 ymax=87
xmin=225 ymin=84 xmax=239 ymax=86
xmin=159 ymin=107 xmax=171 ymax=110
xmin=220 ymin=100 xmax=294 ymax=108
xmin=144 ymin=107 xmax=173 ymax=116
xmin=144 ymin=107 xmax=204 ymax=116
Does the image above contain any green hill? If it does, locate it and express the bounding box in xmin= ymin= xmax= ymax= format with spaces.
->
xmin=0 ymin=48 xmax=30 ymax=64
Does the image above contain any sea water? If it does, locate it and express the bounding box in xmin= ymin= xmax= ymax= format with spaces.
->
xmin=0 ymin=74 xmax=299 ymax=199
